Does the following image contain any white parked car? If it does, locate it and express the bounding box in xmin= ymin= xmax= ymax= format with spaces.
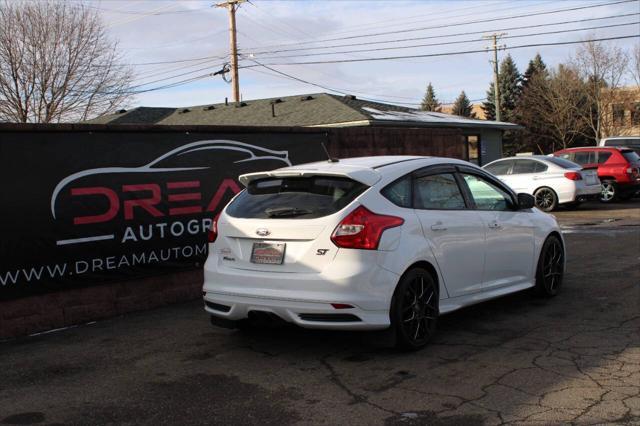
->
xmin=203 ymin=156 xmax=565 ymax=349
xmin=482 ymin=156 xmax=601 ymax=212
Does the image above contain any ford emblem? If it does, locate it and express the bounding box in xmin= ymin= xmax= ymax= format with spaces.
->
xmin=256 ymin=228 xmax=271 ymax=237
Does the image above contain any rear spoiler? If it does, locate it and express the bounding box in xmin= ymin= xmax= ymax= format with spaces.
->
xmin=238 ymin=169 xmax=381 ymax=187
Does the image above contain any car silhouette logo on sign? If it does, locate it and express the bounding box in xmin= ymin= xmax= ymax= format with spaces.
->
xmin=256 ymin=228 xmax=271 ymax=237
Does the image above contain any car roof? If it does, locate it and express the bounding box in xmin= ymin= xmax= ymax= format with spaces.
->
xmin=560 ymin=146 xmax=623 ymax=151
xmin=603 ymin=136 xmax=640 ymax=140
xmin=238 ymin=156 xmax=473 ymax=187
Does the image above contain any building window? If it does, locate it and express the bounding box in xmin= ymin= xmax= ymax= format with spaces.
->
xmin=613 ymin=104 xmax=625 ymax=126
xmin=467 ymin=135 xmax=480 ymax=165
xmin=632 ymin=103 xmax=640 ymax=126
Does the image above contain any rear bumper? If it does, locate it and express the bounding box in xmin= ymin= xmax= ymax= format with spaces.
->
xmin=203 ymin=293 xmax=390 ymax=330
xmin=558 ymin=183 xmax=601 ymax=204
xmin=202 ymin=250 xmax=399 ymax=330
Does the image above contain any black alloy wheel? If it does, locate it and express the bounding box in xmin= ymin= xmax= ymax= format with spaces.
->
xmin=534 ymin=187 xmax=558 ymax=212
xmin=391 ymin=268 xmax=438 ymax=350
xmin=534 ymin=235 xmax=564 ymax=297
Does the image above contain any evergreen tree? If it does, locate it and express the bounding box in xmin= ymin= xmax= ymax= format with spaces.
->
xmin=513 ymin=53 xmax=553 ymax=155
xmin=452 ymin=91 xmax=475 ymax=118
xmin=420 ymin=82 xmax=441 ymax=111
xmin=482 ymin=54 xmax=522 ymax=122
xmin=522 ymin=53 xmax=547 ymax=89
xmin=483 ymin=83 xmax=496 ymax=121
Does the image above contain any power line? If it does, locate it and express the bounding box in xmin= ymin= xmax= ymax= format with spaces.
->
xmin=239 ymin=34 xmax=640 ymax=67
xmin=241 ymin=0 xmax=637 ymax=50
xmin=246 ymin=58 xmax=424 ymax=106
xmin=247 ymin=21 xmax=640 ymax=61
xmin=84 ymin=4 xmax=212 ymax=15
xmin=244 ymin=12 xmax=639 ymax=56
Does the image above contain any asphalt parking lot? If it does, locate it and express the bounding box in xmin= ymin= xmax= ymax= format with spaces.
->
xmin=1 ymin=201 xmax=638 ymax=425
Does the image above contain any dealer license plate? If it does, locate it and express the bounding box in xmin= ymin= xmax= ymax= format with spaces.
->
xmin=584 ymin=171 xmax=598 ymax=185
xmin=250 ymin=242 xmax=285 ymax=264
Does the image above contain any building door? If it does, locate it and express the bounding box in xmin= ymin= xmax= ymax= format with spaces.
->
xmin=466 ymin=135 xmax=481 ymax=165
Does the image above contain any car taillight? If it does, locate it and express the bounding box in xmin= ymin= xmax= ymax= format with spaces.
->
xmin=564 ymin=171 xmax=582 ymax=181
xmin=331 ymin=206 xmax=404 ymax=250
xmin=208 ymin=213 xmax=220 ymax=243
xmin=626 ymin=167 xmax=639 ymax=177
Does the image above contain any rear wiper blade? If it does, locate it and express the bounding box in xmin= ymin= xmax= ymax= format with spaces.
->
xmin=265 ymin=207 xmax=313 ymax=217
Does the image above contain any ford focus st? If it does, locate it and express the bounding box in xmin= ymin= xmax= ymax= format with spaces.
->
xmin=203 ymin=156 xmax=565 ymax=349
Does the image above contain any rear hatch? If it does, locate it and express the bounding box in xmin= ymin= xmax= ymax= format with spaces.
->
xmin=215 ymin=173 xmax=372 ymax=273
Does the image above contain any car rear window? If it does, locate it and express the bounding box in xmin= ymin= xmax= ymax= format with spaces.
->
xmin=225 ymin=176 xmax=368 ymax=219
xmin=547 ymin=156 xmax=580 ymax=169
xmin=622 ymin=150 xmax=640 ymax=163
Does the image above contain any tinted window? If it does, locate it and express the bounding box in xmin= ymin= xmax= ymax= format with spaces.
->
xmin=622 ymin=150 xmax=640 ymax=163
xmin=484 ymin=160 xmax=512 ymax=175
xmin=547 ymin=156 xmax=580 ymax=169
xmin=512 ymin=160 xmax=538 ymax=174
xmin=463 ymin=174 xmax=513 ymax=211
xmin=414 ymin=173 xmax=466 ymax=210
xmin=226 ymin=176 xmax=367 ymax=219
xmin=573 ymin=151 xmax=594 ymax=165
xmin=534 ymin=161 xmax=548 ymax=172
xmin=604 ymin=138 xmax=640 ymax=147
xmin=381 ymin=176 xmax=411 ymax=208
xmin=597 ymin=152 xmax=612 ymax=164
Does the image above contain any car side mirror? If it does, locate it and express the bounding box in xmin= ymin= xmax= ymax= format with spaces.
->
xmin=517 ymin=193 xmax=535 ymax=210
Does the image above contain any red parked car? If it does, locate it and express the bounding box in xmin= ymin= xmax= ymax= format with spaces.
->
xmin=553 ymin=147 xmax=640 ymax=202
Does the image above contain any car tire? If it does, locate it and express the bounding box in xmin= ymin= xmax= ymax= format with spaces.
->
xmin=390 ymin=267 xmax=438 ymax=350
xmin=533 ymin=187 xmax=558 ymax=212
xmin=534 ymin=235 xmax=564 ymax=298
xmin=600 ymin=180 xmax=617 ymax=203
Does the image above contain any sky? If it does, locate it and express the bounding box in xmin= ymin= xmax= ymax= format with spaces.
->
xmin=89 ymin=0 xmax=640 ymax=109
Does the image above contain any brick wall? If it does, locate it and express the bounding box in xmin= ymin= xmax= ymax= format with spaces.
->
xmin=0 ymin=269 xmax=203 ymax=339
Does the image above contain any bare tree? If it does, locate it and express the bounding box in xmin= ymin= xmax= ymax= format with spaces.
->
xmin=571 ymin=40 xmax=629 ymax=141
xmin=0 ymin=1 xmax=134 ymax=123
xmin=631 ymin=43 xmax=640 ymax=86
xmin=521 ymin=65 xmax=589 ymax=152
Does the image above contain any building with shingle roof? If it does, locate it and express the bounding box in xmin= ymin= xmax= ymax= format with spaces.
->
xmin=86 ymin=93 xmax=520 ymax=165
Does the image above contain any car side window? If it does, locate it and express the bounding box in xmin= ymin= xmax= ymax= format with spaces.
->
xmin=534 ymin=161 xmax=548 ymax=172
xmin=381 ymin=175 xmax=412 ymax=208
xmin=512 ymin=160 xmax=538 ymax=174
xmin=597 ymin=152 xmax=612 ymax=164
xmin=573 ymin=151 xmax=594 ymax=165
xmin=558 ymin=153 xmax=573 ymax=161
xmin=484 ymin=160 xmax=512 ymax=176
xmin=413 ymin=173 xmax=466 ymax=210
xmin=462 ymin=174 xmax=513 ymax=211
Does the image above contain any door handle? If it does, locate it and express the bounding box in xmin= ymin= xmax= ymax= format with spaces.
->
xmin=488 ymin=221 xmax=502 ymax=229
xmin=431 ymin=222 xmax=447 ymax=231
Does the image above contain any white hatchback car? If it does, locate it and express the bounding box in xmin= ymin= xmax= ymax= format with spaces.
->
xmin=203 ymin=156 xmax=565 ymax=349
xmin=483 ymin=156 xmax=601 ymax=212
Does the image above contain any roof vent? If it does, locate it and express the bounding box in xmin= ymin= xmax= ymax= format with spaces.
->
xmin=204 ymin=105 xmax=215 ymax=111
xmin=117 ymin=109 xmax=127 ymax=114
xmin=301 ymin=95 xmax=314 ymax=101
xmin=235 ymin=102 xmax=247 ymax=108
xmin=180 ymin=108 xmax=191 ymax=114
xmin=344 ymin=95 xmax=356 ymax=100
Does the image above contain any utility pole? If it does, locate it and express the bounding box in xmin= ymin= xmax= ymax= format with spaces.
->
xmin=483 ymin=33 xmax=506 ymax=122
xmin=216 ymin=0 xmax=245 ymax=103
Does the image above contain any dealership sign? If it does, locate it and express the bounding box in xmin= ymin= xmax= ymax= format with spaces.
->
xmin=0 ymin=130 xmax=326 ymax=300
